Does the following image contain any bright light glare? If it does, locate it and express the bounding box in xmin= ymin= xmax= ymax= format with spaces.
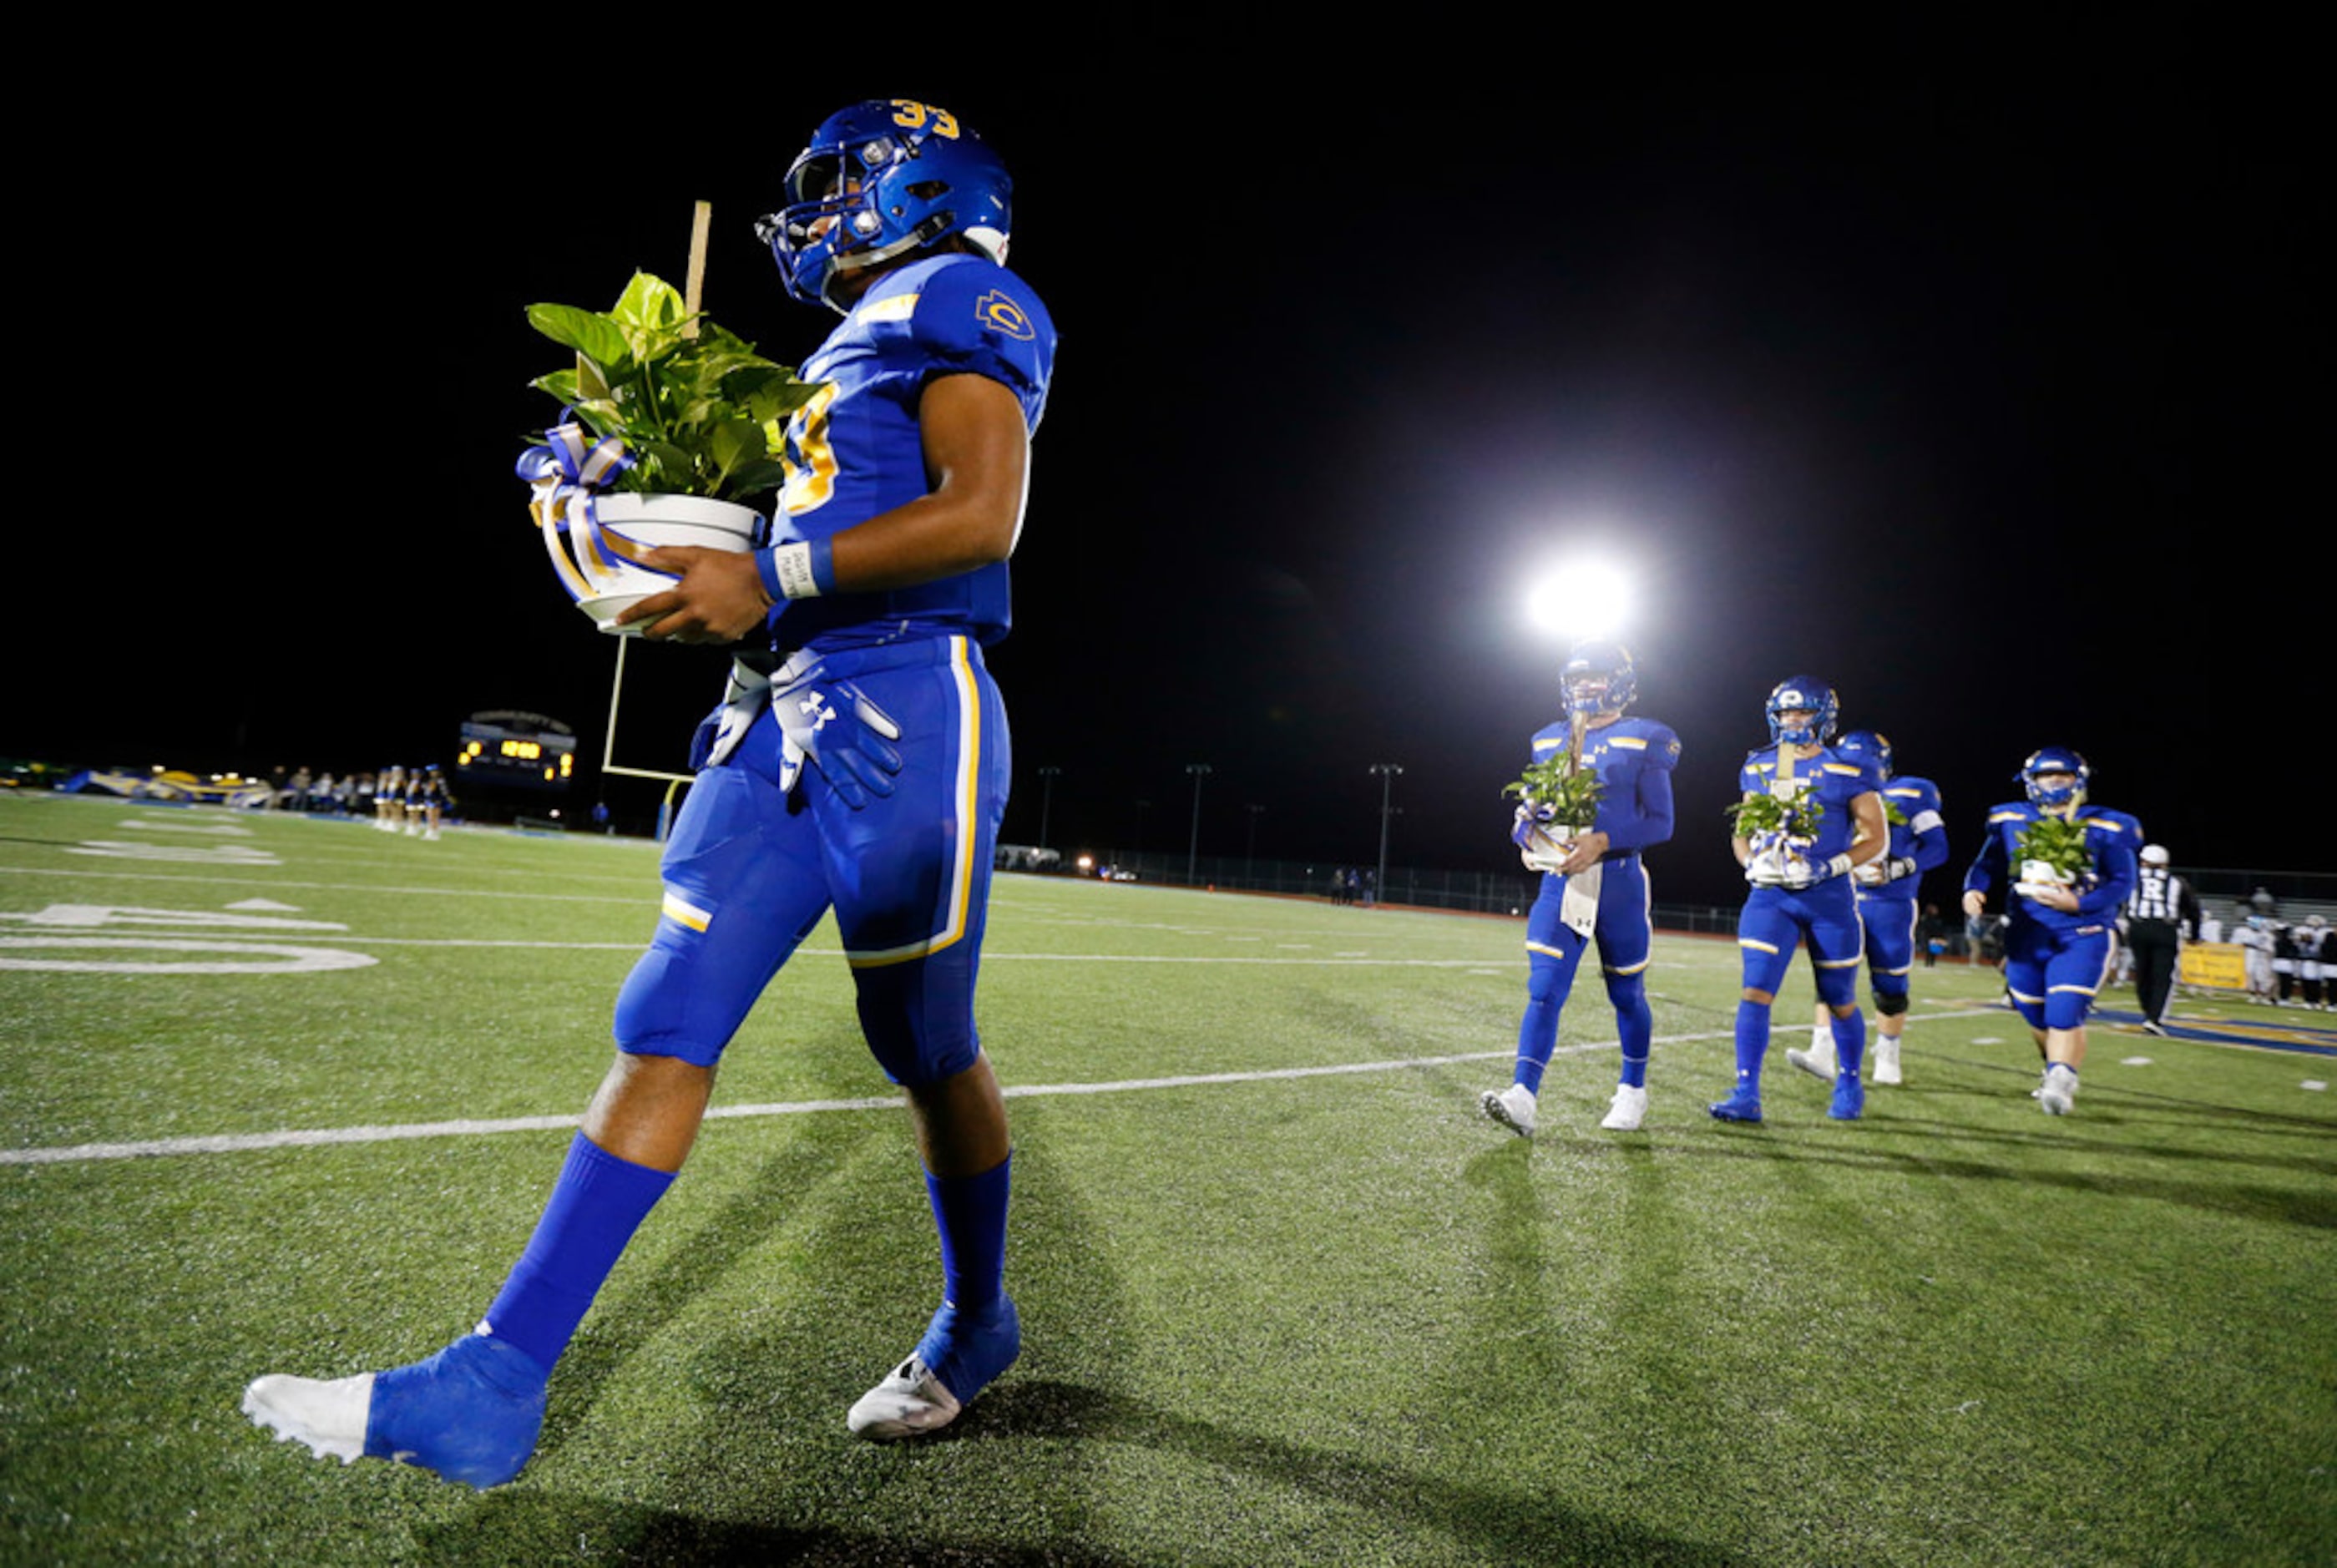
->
xmin=1525 ymin=559 xmax=1632 ymax=641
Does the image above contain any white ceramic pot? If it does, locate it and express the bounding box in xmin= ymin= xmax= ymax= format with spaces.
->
xmin=541 ymin=492 xmax=765 ymax=635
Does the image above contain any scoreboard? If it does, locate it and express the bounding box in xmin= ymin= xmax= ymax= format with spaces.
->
xmin=456 ymin=711 xmax=577 ymax=790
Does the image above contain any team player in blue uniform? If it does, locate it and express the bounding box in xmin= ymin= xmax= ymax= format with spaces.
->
xmin=1711 ymin=678 xmax=1888 ymax=1125
xmin=1960 ymin=747 xmax=2141 ymax=1115
xmin=245 ymin=99 xmax=1055 ymax=1485
xmin=1787 ymin=731 xmax=1947 ymax=1088
xmin=1483 ymin=642 xmax=1682 ymax=1136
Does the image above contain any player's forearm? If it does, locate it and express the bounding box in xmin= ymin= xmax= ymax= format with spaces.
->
xmin=1846 ymin=799 xmax=1888 ymax=866
xmin=1910 ymin=821 xmax=1950 ymax=873
xmin=761 ymin=494 xmax=1019 ymax=600
xmin=1600 ymin=772 xmax=1676 ymax=852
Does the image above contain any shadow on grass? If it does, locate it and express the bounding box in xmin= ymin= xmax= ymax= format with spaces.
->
xmin=423 ymin=1492 xmax=1149 ymax=1566
xmin=1579 ymin=1115 xmax=2337 ymax=1231
xmin=537 ymin=1074 xmax=895 ymax=1469
xmin=973 ymin=1377 xmax=1751 ymax=1568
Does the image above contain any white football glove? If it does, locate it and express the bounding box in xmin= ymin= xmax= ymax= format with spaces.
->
xmin=771 ymin=660 xmax=903 ymax=811
xmin=692 ymin=658 xmax=773 ymax=771
xmin=1854 ymin=855 xmax=1916 ymax=887
xmin=1783 ymin=852 xmax=1854 ymax=890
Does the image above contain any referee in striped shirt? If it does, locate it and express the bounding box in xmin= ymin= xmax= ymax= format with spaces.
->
xmin=2125 ymin=844 xmax=2199 ymax=1034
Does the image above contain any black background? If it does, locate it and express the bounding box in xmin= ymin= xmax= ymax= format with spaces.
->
xmin=18 ymin=25 xmax=2319 ymax=907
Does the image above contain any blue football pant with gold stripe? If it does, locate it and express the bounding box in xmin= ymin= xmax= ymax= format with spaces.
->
xmin=1514 ymin=857 xmax=1657 ymax=1093
xmin=1857 ymin=893 xmax=1919 ymax=1004
xmin=2003 ymin=920 xmax=2112 ymax=1032
xmin=1733 ymin=882 xmax=1865 ymax=1088
xmin=613 ymin=636 xmax=1009 ymax=1086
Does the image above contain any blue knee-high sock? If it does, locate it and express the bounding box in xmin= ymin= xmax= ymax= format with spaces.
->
xmin=927 ymin=1154 xmax=1011 ymax=1313
xmin=1612 ymin=976 xmax=1653 ymax=1089
xmin=1514 ymin=939 xmax=1583 ymax=1095
xmin=1733 ymin=1000 xmax=1771 ymax=1088
xmin=1514 ymin=992 xmax=1562 ymax=1096
xmin=1829 ymin=1009 xmax=1867 ymax=1078
xmin=481 ymin=1133 xmax=674 ymax=1372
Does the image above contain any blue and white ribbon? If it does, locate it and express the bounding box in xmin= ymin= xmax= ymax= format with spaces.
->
xmin=518 ymin=418 xmax=669 ymax=604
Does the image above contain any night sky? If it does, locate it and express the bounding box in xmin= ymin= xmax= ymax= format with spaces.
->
xmin=19 ymin=36 xmax=2319 ymax=908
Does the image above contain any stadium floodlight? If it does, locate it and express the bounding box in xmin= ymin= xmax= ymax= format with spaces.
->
xmin=1524 ymin=555 xmax=1631 ymax=642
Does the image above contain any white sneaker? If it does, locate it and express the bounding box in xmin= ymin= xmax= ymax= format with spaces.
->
xmin=1600 ymin=1084 xmax=1649 ymax=1131
xmin=1786 ymin=1040 xmax=1836 ymax=1081
xmin=2039 ymin=1065 xmax=2077 ymax=1116
xmin=847 ymin=1355 xmax=962 ymax=1439
xmin=241 ymin=1370 xmax=374 ymax=1465
xmin=1480 ymin=1084 xmax=1537 ymax=1138
xmin=1873 ymin=1036 xmax=1903 ymax=1085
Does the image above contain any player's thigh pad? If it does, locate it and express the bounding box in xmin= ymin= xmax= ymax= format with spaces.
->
xmin=2041 ymin=928 xmax=2113 ymax=1030
xmin=1738 ymin=891 xmax=1804 ymax=994
xmin=1860 ymin=896 xmax=1918 ymax=993
xmin=2002 ymin=923 xmax=2052 ymax=1031
xmin=1800 ymin=885 xmax=1865 ymax=1006
xmin=1592 ymin=858 xmax=1655 ymax=979
xmin=816 ymin=639 xmax=1011 ymax=1085
xmin=613 ymin=741 xmax=832 ymax=1066
xmin=1523 ymin=876 xmax=1591 ymax=998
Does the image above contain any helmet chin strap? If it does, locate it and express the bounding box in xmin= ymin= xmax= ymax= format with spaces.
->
xmin=822 ymin=212 xmax=962 ymax=308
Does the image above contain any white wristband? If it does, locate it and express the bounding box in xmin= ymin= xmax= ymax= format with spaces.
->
xmin=771 ymin=541 xmax=822 ymax=599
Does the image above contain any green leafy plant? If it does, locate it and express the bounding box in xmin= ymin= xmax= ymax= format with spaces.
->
xmin=2016 ymin=814 xmax=2092 ymax=883
xmin=1503 ymin=754 xmax=1604 ymax=832
xmin=526 ymin=272 xmax=822 ymax=500
xmin=1727 ymin=791 xmax=1824 ymax=840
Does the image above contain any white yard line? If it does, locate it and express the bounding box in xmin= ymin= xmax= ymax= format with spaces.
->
xmin=1 ymin=1012 xmax=2007 ymax=1166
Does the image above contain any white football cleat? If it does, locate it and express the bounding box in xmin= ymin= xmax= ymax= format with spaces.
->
xmin=2039 ymin=1065 xmax=2077 ymax=1116
xmin=847 ymin=1355 xmax=963 ymax=1440
xmin=1480 ymin=1084 xmax=1537 ymax=1138
xmin=241 ymin=1371 xmax=373 ymax=1465
xmin=1873 ymin=1036 xmax=1903 ymax=1085
xmin=1786 ymin=1041 xmax=1836 ymax=1082
xmin=1600 ymin=1084 xmax=1649 ymax=1131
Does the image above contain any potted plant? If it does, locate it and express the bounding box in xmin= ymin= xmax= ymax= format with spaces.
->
xmin=1727 ymin=789 xmax=1825 ymax=883
xmin=518 ymin=271 xmax=821 ymax=634
xmin=1504 ymin=751 xmax=1605 ymax=871
xmin=2014 ymin=813 xmax=2092 ymax=897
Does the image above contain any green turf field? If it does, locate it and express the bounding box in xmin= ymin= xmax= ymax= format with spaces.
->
xmin=3 ymin=792 xmax=2332 ymax=1565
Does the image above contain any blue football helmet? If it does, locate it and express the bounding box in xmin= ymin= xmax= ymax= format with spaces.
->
xmin=1766 ymin=676 xmax=1839 ymax=746
xmin=1835 ymin=729 xmax=1892 ymax=781
xmin=758 ymin=99 xmax=1012 ymax=312
xmin=1561 ymin=640 xmax=1637 ymax=716
xmin=2021 ymin=746 xmax=2090 ymax=808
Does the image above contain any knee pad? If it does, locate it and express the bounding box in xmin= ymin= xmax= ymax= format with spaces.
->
xmin=1814 ymin=965 xmax=1859 ymax=1010
xmin=1873 ymin=988 xmax=1910 ymax=1018
xmin=852 ymin=959 xmax=980 ymax=1088
xmin=2043 ymin=990 xmax=2093 ymax=1032
xmin=1525 ymin=939 xmax=1584 ymax=1005
xmin=612 ymin=946 xmax=730 ymax=1068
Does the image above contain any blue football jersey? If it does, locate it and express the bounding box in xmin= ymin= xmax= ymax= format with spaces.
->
xmin=1964 ymin=802 xmax=2142 ymax=933
xmin=766 ymin=252 xmax=1057 ymax=652
xmin=1738 ymin=746 xmax=1884 ymax=862
xmin=1525 ymin=716 xmax=1682 ymax=852
xmin=1860 ymin=776 xmax=1949 ymax=902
